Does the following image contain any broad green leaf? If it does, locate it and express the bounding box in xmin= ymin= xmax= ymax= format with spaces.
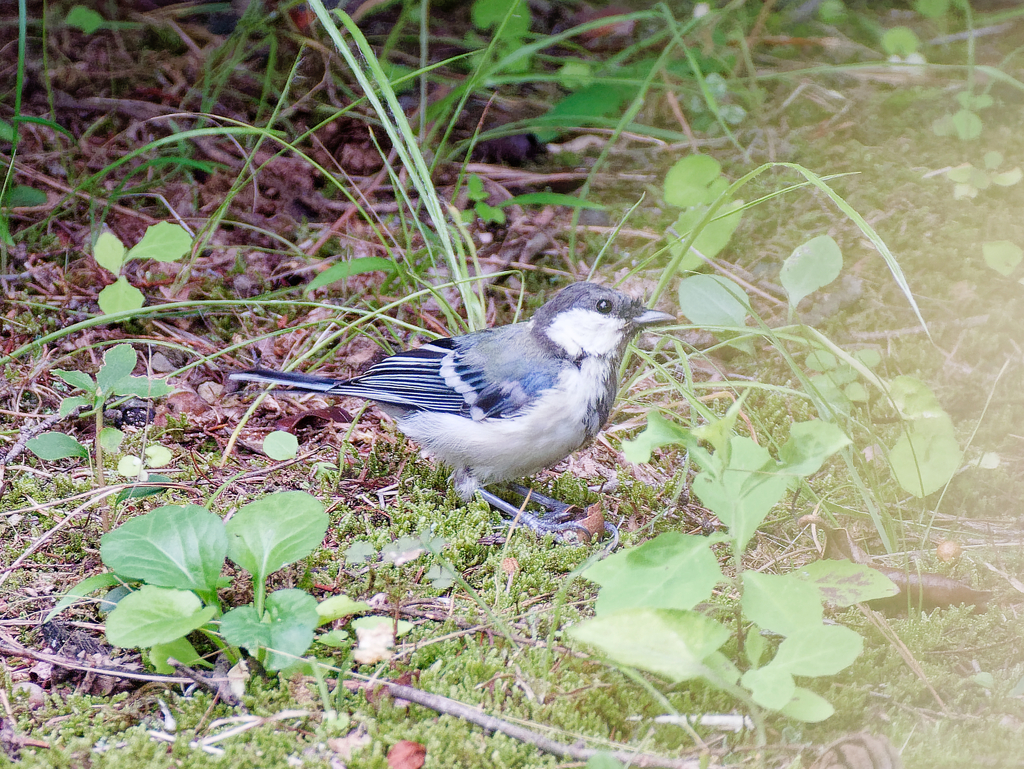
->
xmin=126 ymin=222 xmax=192 ymax=263
xmin=27 ymin=432 xmax=88 ymax=460
xmin=263 ymin=589 xmax=321 ymax=670
xmin=983 ymin=151 xmax=1003 ymax=170
xmin=263 ymin=431 xmax=298 ymax=461
xmin=426 ymin=564 xmax=455 ymax=590
xmin=663 ymin=154 xmax=726 ymax=208
xmin=586 ymin=753 xmax=626 ymax=769
xmin=98 ymin=278 xmax=145 ymax=315
xmin=888 ymin=375 xmax=947 ymax=420
xmin=93 ymin=231 xmax=127 ymax=275
xmin=991 ymin=168 xmax=1022 ymax=187
xmin=793 ymin=560 xmax=899 ymax=607
xmin=621 ymin=411 xmax=691 ymax=464
xmin=781 ymin=235 xmax=842 ymax=309
xmin=467 ymin=175 xmax=487 ymax=201
xmin=115 ymin=473 xmax=173 ymax=504
xmin=745 ymin=624 xmax=766 ymax=668
xmin=742 ymin=572 xmax=822 ymax=637
xmin=778 ymin=420 xmax=851 ymax=476
xmin=117 ymin=456 xmax=147 ymax=481
xmin=780 ymin=686 xmax=835 ymax=722
xmin=805 ymin=350 xmax=837 ymax=371
xmin=537 ymin=84 xmax=628 ymax=141
xmin=226 ymin=491 xmax=328 ymax=584
xmin=317 ymin=629 xmax=350 ymax=648
xmin=768 ymin=624 xmax=863 ymax=677
xmin=99 ymin=428 xmax=124 ymax=454
xmin=880 ymin=27 xmax=919 ymax=57
xmin=951 ymin=109 xmax=982 ymax=141
xmin=100 ymin=504 xmax=227 ymax=597
xmin=65 ymin=5 xmax=104 ymax=34
xmin=471 ymin=0 xmax=530 ymax=35
xmin=149 ymin=636 xmax=208 ymax=674
xmin=568 ymin=609 xmax=729 ymax=683
xmin=584 ymin=532 xmax=723 ymax=614
xmin=474 ymin=202 xmax=505 ymax=225
xmin=97 ymin=344 xmax=137 ymax=395
xmin=346 ymin=541 xmax=377 ymax=565
xmin=105 ymin=586 xmax=215 ymax=648
xmin=53 ymin=369 xmax=96 ymax=394
xmin=889 ymin=416 xmax=963 ymax=497
xmin=317 ymin=595 xmax=372 ymax=624
xmin=306 ymin=256 xmax=396 ymax=291
xmin=741 ymin=664 xmax=795 ymax=710
xmin=982 ymin=241 xmax=1023 ymax=276
xmin=914 ymin=0 xmax=949 ymax=18
xmin=220 ymin=605 xmax=269 ymax=650
xmin=677 ymin=274 xmax=750 ymax=329
xmin=44 ymin=572 xmax=124 ymax=622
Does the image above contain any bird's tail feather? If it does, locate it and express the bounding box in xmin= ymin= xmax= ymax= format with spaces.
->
xmin=230 ymin=368 xmax=342 ymax=393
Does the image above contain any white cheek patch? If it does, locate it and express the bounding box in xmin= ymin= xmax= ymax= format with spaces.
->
xmin=543 ymin=308 xmax=627 ymax=357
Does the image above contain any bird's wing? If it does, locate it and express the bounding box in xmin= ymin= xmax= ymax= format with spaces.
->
xmin=333 ymin=339 xmax=468 ymax=413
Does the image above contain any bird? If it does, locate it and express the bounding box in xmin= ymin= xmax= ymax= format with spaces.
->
xmin=230 ymin=282 xmax=674 ymax=542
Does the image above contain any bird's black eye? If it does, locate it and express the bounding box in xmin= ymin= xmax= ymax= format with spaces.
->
xmin=595 ymin=298 xmax=613 ymax=314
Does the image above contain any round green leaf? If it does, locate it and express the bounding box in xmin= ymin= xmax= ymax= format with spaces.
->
xmin=677 ymin=274 xmax=750 ymax=329
xmin=126 ymin=221 xmax=193 ymax=264
xmin=92 ymin=231 xmax=127 ymax=275
xmin=982 ymin=241 xmax=1023 ymax=276
xmin=225 ymin=491 xmax=328 ymax=584
xmin=98 ymin=278 xmax=144 ymax=315
xmin=663 ymin=154 xmax=724 ymax=208
xmin=96 ymin=344 xmax=138 ymax=395
xmin=263 ymin=431 xmax=298 ymax=461
xmin=881 ymin=27 xmax=919 ymax=57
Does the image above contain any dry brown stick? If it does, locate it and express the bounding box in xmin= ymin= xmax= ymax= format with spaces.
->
xmin=353 ymin=678 xmax=715 ymax=768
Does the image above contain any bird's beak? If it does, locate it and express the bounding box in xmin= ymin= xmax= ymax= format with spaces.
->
xmin=634 ymin=309 xmax=675 ymax=326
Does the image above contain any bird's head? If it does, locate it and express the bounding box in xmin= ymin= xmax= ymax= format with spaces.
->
xmin=532 ymin=282 xmax=674 ymax=360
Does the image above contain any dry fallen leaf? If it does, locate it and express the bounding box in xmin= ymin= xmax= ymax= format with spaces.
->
xmin=387 ymin=740 xmax=426 ymax=769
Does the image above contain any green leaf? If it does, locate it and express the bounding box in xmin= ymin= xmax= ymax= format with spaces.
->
xmin=306 ymin=256 xmax=396 ymax=292
xmin=99 ymin=428 xmax=124 ymax=455
xmin=149 ymin=636 xmax=208 ymax=674
xmin=96 ymin=344 xmax=137 ymax=396
xmin=880 ymin=27 xmax=919 ymax=57
xmin=98 ymin=278 xmax=145 ymax=315
xmin=745 ymin=625 xmax=766 ymax=668
xmin=793 ymin=560 xmax=899 ymax=607
xmin=914 ymin=0 xmax=950 ymax=18
xmin=27 ymin=432 xmax=88 ymax=460
xmin=93 ymin=231 xmax=127 ymax=275
xmin=568 ymin=608 xmax=729 ymax=683
xmin=100 ymin=504 xmax=228 ymax=597
xmin=467 ymin=174 xmax=487 ymax=201
xmin=779 ymin=686 xmax=835 ymax=722
xmin=220 ymin=605 xmax=269 ymax=650
xmin=622 ymin=411 xmax=691 ymax=464
xmin=778 ymin=420 xmax=851 ymax=476
xmin=951 ymin=109 xmax=982 ymax=141
xmin=663 ymin=155 xmax=726 ymax=208
xmin=125 ymin=222 xmax=192 ymax=264
xmin=990 ymin=168 xmax=1022 ymax=187
xmin=2 ymin=185 xmax=47 ymax=207
xmin=471 ymin=0 xmax=530 ymax=36
xmin=583 ymin=532 xmax=724 ymax=614
xmin=498 ymin=192 xmax=605 ymax=210
xmin=263 ymin=589 xmax=321 ymax=670
xmin=352 ymin=615 xmax=414 ymax=638
xmin=887 ymin=375 xmax=945 ymax=420
xmin=44 ymin=572 xmax=124 ymax=622
xmin=742 ymin=572 xmax=822 ymax=637
xmin=677 ymin=274 xmax=750 ymax=329
xmin=59 ymin=395 xmax=92 ymax=417
xmin=982 ymin=241 xmax=1023 ymax=276
xmin=669 ymin=200 xmax=744 ymax=265
xmin=115 ymin=473 xmax=173 ymax=504
xmin=768 ymin=624 xmax=863 ymax=677
xmin=65 ymin=5 xmax=105 ymax=34
xmin=889 ymin=416 xmax=963 ymax=497
xmin=741 ymin=664 xmax=795 ymax=710
xmin=474 ymin=202 xmax=506 ymax=225
xmin=117 ymin=456 xmax=146 ymax=481
xmin=263 ymin=431 xmax=298 ymax=461
xmin=112 ymin=375 xmax=172 ymax=399
xmin=426 ymin=564 xmax=455 ymax=590
xmin=537 ymin=84 xmax=628 ymax=141
xmin=983 ymin=151 xmax=1003 ymax=170
xmin=781 ymin=235 xmax=843 ymax=309
xmin=53 ymin=368 xmax=97 ymax=394
xmin=105 ymin=586 xmax=216 ymax=648
xmin=585 ymin=754 xmax=626 ymax=769
xmin=317 ymin=595 xmax=372 ymax=624
xmin=145 ymin=445 xmax=173 ymax=467
xmin=691 ymin=436 xmax=789 ymax=553
xmin=226 ymin=491 xmax=328 ymax=584
xmin=345 ymin=541 xmax=377 ymax=565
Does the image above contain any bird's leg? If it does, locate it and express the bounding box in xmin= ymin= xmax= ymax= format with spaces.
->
xmin=476 ymin=485 xmax=618 ymax=548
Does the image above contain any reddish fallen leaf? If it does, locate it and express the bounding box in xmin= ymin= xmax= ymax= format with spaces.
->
xmin=275 ymin=407 xmax=352 ymax=432
xmin=387 ymin=740 xmax=426 ymax=769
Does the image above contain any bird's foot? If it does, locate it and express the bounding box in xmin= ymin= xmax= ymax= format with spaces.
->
xmin=477 ymin=485 xmax=618 ymax=550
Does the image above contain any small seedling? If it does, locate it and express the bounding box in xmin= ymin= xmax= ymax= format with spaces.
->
xmin=663 ymin=154 xmax=744 ymax=273
xmin=28 ymin=343 xmax=171 ymax=527
xmin=92 ymin=222 xmax=192 ymax=314
xmin=946 ymin=151 xmax=1022 ymax=200
xmin=462 ymin=174 xmax=505 ymax=225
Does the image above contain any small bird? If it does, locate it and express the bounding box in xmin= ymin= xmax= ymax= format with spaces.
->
xmin=231 ymin=282 xmax=673 ymax=540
